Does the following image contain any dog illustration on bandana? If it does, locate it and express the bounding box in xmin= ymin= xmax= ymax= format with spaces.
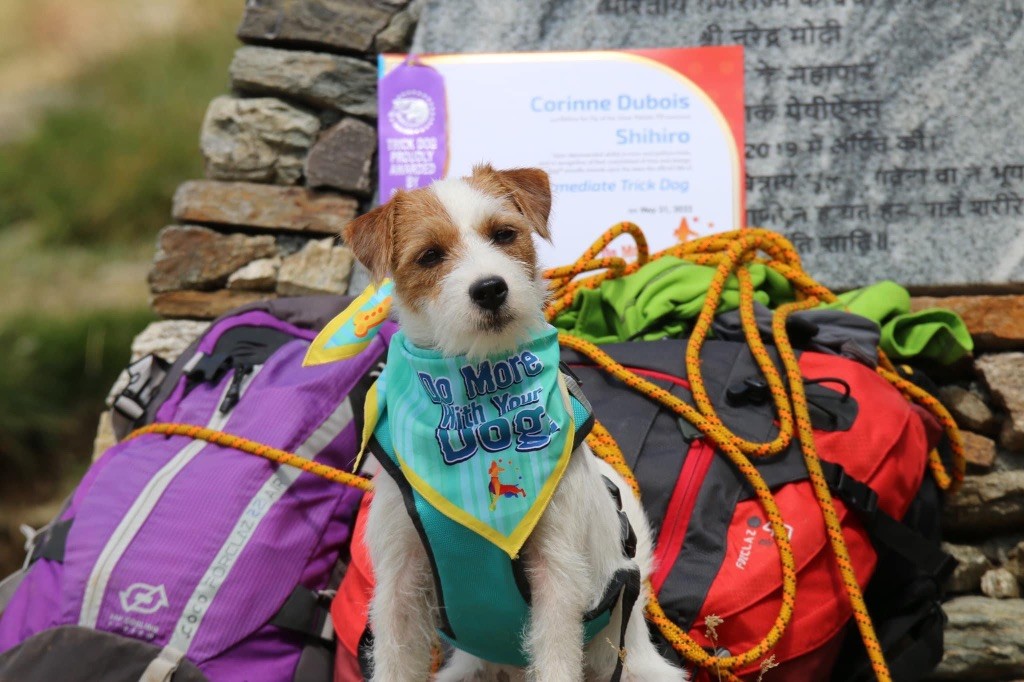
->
xmin=488 ymin=459 xmax=526 ymax=511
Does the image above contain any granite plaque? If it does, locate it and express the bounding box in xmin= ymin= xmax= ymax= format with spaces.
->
xmin=412 ymin=0 xmax=1024 ymax=290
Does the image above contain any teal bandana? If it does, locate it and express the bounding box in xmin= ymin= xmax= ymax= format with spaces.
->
xmin=361 ymin=325 xmax=576 ymax=558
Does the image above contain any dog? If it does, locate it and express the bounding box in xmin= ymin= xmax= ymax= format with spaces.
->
xmin=344 ymin=164 xmax=686 ymax=682
xmin=489 ymin=460 xmax=527 ymax=511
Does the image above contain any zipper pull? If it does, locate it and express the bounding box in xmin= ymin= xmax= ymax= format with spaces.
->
xmin=218 ymin=363 xmax=253 ymax=414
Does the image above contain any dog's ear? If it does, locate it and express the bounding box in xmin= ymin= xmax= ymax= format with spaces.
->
xmin=473 ymin=165 xmax=552 ymax=241
xmin=343 ymin=195 xmax=400 ymax=281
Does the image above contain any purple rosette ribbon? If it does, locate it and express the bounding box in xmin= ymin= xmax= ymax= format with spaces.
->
xmin=377 ymin=56 xmax=448 ymax=200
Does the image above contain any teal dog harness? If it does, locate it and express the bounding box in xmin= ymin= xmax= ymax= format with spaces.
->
xmin=362 ymin=326 xmax=639 ymax=673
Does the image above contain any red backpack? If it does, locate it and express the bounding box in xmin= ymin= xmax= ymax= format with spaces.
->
xmin=561 ymin=334 xmax=955 ymax=681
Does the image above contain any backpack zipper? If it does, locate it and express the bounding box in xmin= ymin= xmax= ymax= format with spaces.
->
xmin=565 ymin=361 xmax=712 ymax=591
xmin=78 ymin=365 xmax=264 ymax=629
xmin=651 ymin=439 xmax=714 ymax=593
xmin=218 ymin=362 xmax=254 ymax=414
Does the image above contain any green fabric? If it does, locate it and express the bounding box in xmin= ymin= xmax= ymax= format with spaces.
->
xmin=372 ymin=394 xmax=607 ymax=667
xmin=551 ymin=262 xmax=973 ymax=365
xmin=551 ymin=257 xmax=795 ymax=344
xmin=821 ymin=281 xmax=974 ymax=364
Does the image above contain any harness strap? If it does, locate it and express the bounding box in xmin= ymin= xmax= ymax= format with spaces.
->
xmin=602 ymin=476 xmax=637 ymax=560
xmin=598 ymin=474 xmax=641 ymax=682
xmin=609 ymin=569 xmax=641 ymax=682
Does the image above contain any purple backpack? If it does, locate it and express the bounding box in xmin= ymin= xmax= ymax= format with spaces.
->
xmin=0 ymin=297 xmax=390 ymax=682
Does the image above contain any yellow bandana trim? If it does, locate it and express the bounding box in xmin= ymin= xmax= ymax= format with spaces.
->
xmin=303 ymin=280 xmax=394 ymax=366
xmin=393 ymin=374 xmax=577 ymax=559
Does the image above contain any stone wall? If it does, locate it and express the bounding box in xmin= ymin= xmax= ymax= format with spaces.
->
xmin=926 ymin=322 xmax=1024 ymax=679
xmin=122 ymin=1 xmax=1024 ymax=679
xmin=146 ymin=0 xmax=420 ymax=322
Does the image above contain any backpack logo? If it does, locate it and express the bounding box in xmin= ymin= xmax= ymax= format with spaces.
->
xmin=119 ymin=582 xmax=169 ymax=615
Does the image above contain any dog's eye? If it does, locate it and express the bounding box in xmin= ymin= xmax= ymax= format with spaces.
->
xmin=493 ymin=228 xmax=517 ymax=245
xmin=416 ymin=248 xmax=443 ymax=267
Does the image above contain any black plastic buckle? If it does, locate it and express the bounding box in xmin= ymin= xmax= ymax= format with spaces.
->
xmin=834 ymin=467 xmax=879 ymax=518
xmin=725 ymin=377 xmax=770 ymax=406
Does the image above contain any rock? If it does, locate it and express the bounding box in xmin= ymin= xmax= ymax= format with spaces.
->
xmin=277 ymin=239 xmax=354 ymax=296
xmin=237 ymin=0 xmax=409 ymax=54
xmin=939 ymin=385 xmax=1000 ymax=436
xmin=227 ymin=257 xmax=282 ymax=291
xmin=305 ymin=118 xmax=377 ymax=195
xmin=995 ymin=449 xmax=1024 ymax=474
xmin=229 ymin=46 xmax=377 ymax=118
xmin=200 ymin=96 xmax=319 ymax=185
xmin=105 ymin=319 xmax=211 ymax=410
xmin=943 ymin=543 xmax=993 ymax=594
xmin=932 ymin=596 xmax=1024 ymax=679
xmin=276 ymin=234 xmax=310 ymax=257
xmin=149 ymin=225 xmax=278 ymax=293
xmin=961 ymin=431 xmax=998 ymax=470
xmin=976 ymin=354 xmax=1024 ymax=452
xmin=1006 ymin=542 xmax=1024 ymax=585
xmin=375 ymin=0 xmax=422 ymax=52
xmin=172 ymin=180 xmax=358 ymax=234
xmin=151 ymin=290 xmax=274 ymax=319
xmin=912 ymin=296 xmax=1024 ymax=352
xmin=130 ymin=320 xmax=210 ymax=362
xmin=944 ymin=471 xmax=1024 ymax=536
xmin=412 ymin=1 xmax=1024 ymax=289
xmin=981 ymin=568 xmax=1022 ymax=599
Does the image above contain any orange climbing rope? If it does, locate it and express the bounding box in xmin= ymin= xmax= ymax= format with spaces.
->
xmin=127 ymin=224 xmax=964 ymax=682
xmin=546 ymin=224 xmax=964 ymax=681
xmin=125 ymin=423 xmax=375 ymax=493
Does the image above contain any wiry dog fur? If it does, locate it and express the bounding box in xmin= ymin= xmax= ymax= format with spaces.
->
xmin=344 ymin=165 xmax=687 ymax=682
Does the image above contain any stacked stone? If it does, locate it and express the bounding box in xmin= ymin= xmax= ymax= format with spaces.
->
xmin=916 ymin=296 xmax=1024 ymax=679
xmin=149 ymin=0 xmax=421 ymax=320
xmin=126 ymin=2 xmax=1024 ymax=678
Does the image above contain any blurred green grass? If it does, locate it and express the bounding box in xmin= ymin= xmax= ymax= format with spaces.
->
xmin=0 ymin=16 xmax=238 ymax=502
xmin=0 ymin=23 xmax=238 ymax=246
xmin=0 ymin=309 xmax=155 ymax=501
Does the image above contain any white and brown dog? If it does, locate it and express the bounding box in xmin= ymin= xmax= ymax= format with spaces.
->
xmin=344 ymin=165 xmax=686 ymax=682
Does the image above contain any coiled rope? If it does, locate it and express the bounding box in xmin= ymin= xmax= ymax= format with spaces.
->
xmin=128 ymin=224 xmax=964 ymax=681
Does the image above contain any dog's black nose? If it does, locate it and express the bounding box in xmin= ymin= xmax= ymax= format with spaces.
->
xmin=469 ymin=277 xmax=508 ymax=311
